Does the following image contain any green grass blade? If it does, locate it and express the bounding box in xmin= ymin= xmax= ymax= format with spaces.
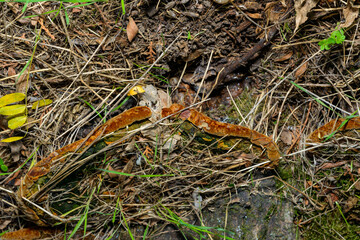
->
xmin=120 ymin=205 xmax=134 ymax=240
xmin=79 ymin=97 xmax=105 ymax=123
xmin=290 ymin=81 xmax=335 ymax=113
xmin=121 ymin=0 xmax=126 ymax=15
xmin=111 ymin=96 xmax=130 ymax=112
xmin=142 ymin=225 xmax=149 ymax=240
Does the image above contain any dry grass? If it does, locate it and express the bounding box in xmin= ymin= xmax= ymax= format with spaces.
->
xmin=0 ymin=1 xmax=360 ymax=239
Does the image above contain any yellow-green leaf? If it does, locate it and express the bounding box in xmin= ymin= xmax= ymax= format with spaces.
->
xmin=8 ymin=115 xmax=27 ymax=129
xmin=1 ymin=136 xmax=24 ymax=143
xmin=0 ymin=93 xmax=26 ymax=108
xmin=31 ymin=99 xmax=53 ymax=109
xmin=0 ymin=104 xmax=26 ymax=116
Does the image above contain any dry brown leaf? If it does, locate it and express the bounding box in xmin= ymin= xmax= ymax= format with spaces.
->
xmin=265 ymin=2 xmax=282 ymax=23
xmin=8 ymin=67 xmax=16 ymax=77
xmin=38 ymin=18 xmax=55 ymax=40
xmin=246 ymin=12 xmax=262 ymax=19
xmin=294 ymin=0 xmax=319 ymax=32
xmin=0 ymin=220 xmax=11 ymax=230
xmin=319 ymin=161 xmax=347 ymax=170
xmin=127 ymin=17 xmax=138 ymax=42
xmin=9 ymin=140 xmax=23 ymax=162
xmin=16 ymin=67 xmax=30 ymax=94
xmin=340 ymin=2 xmax=359 ymax=28
xmin=274 ymin=51 xmax=293 ymax=62
xmin=344 ymin=196 xmax=358 ymax=213
xmin=295 ymin=61 xmax=308 ymax=78
xmin=72 ymin=4 xmax=82 ymax=13
xmin=244 ymin=2 xmax=262 ymax=11
xmin=354 ymin=180 xmax=360 ymax=190
xmin=280 ymin=129 xmax=293 ymax=145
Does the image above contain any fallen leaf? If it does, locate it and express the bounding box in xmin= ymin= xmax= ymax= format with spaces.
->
xmin=340 ymin=2 xmax=359 ymax=28
xmin=106 ymin=165 xmax=118 ymax=179
xmin=8 ymin=115 xmax=27 ymax=129
xmin=294 ymin=0 xmax=319 ymax=32
xmin=72 ymin=4 xmax=82 ymax=13
xmin=9 ymin=139 xmax=24 ymax=162
xmin=127 ymin=17 xmax=138 ymax=42
xmin=16 ymin=67 xmax=30 ymax=94
xmin=244 ymin=1 xmax=262 ymax=10
xmin=319 ymin=161 xmax=347 ymax=170
xmin=295 ymin=61 xmax=308 ymax=78
xmin=0 ymin=93 xmax=26 ymax=108
xmin=8 ymin=67 xmax=16 ymax=77
xmin=274 ymin=51 xmax=293 ymax=62
xmin=265 ymin=2 xmax=283 ymax=23
xmin=344 ymin=196 xmax=358 ymax=213
xmin=0 ymin=104 xmax=26 ymax=116
xmin=0 ymin=228 xmax=60 ymax=240
xmin=38 ymin=18 xmax=55 ymax=40
xmin=354 ymin=180 xmax=360 ymax=191
xmin=31 ymin=99 xmax=53 ymax=109
xmin=128 ymin=85 xmax=145 ymax=96
xmin=1 ymin=136 xmax=25 ymax=143
xmin=246 ymin=12 xmax=262 ymax=19
xmin=280 ymin=129 xmax=293 ymax=145
xmin=0 ymin=220 xmax=11 ymax=230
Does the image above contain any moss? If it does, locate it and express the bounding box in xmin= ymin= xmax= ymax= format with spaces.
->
xmin=277 ymin=163 xmax=293 ymax=180
xmin=302 ymin=210 xmax=360 ymax=240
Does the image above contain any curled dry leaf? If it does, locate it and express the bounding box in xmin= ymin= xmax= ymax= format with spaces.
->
xmin=128 ymin=85 xmax=145 ymax=96
xmin=274 ymin=51 xmax=293 ymax=62
xmin=280 ymin=129 xmax=293 ymax=145
xmin=294 ymin=0 xmax=319 ymax=32
xmin=246 ymin=12 xmax=262 ymax=19
xmin=16 ymin=67 xmax=31 ymax=94
xmin=295 ymin=61 xmax=308 ymax=78
xmin=127 ymin=17 xmax=138 ymax=42
xmin=340 ymin=2 xmax=359 ymax=28
xmin=8 ymin=66 xmax=16 ymax=77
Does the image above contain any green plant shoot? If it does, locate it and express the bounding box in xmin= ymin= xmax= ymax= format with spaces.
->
xmin=318 ymin=28 xmax=345 ymax=50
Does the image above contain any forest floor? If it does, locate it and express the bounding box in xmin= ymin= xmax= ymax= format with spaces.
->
xmin=0 ymin=0 xmax=360 ymax=239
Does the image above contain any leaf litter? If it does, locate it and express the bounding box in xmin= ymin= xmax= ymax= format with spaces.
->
xmin=0 ymin=0 xmax=360 ymax=239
